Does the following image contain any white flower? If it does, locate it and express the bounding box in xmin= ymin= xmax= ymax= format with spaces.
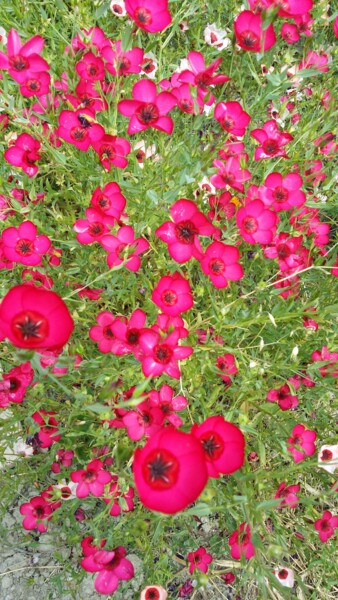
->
xmin=110 ymin=0 xmax=126 ymax=17
xmin=197 ymin=176 xmax=215 ymax=195
xmin=141 ymin=52 xmax=158 ymax=80
xmin=134 ymin=141 xmax=160 ymax=169
xmin=203 ymin=103 xmax=215 ymax=116
xmin=0 ymin=26 xmax=7 ymax=45
xmin=204 ymin=23 xmax=231 ymax=51
xmin=140 ymin=586 xmax=167 ymax=600
xmin=273 ymin=567 xmax=295 ymax=588
xmin=318 ymin=444 xmax=338 ymax=474
xmin=54 ymin=480 xmax=78 ymax=500
xmin=177 ymin=58 xmax=190 ymax=73
xmin=3 ymin=438 xmax=34 ymax=465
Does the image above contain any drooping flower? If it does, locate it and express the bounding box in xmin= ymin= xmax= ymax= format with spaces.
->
xmin=151 ymin=272 xmax=193 ymax=316
xmin=234 ymin=10 xmax=276 ymax=53
xmin=22 ymin=268 xmax=54 ymax=290
xmin=287 ymin=424 xmax=316 ymax=463
xmin=101 ymin=226 xmax=149 ymax=272
xmin=187 ymin=546 xmax=213 ymax=574
xmin=311 ymin=346 xmax=338 ymax=378
xmin=0 ymin=28 xmax=50 ymax=83
xmin=31 ymin=410 xmax=61 ymax=448
xmin=57 ymin=108 xmax=105 ymax=151
xmin=272 ymin=567 xmax=295 ymax=588
xmin=155 ymin=199 xmax=217 ymax=263
xmin=19 ymin=495 xmax=54 ymax=533
xmin=192 ymin=416 xmax=245 ymax=478
xmin=118 ymin=79 xmax=176 ymax=135
xmin=229 ymin=522 xmax=255 ymax=560
xmin=250 ymin=120 xmax=293 ymax=160
xmin=0 ymin=361 xmax=34 ymax=408
xmin=138 ymin=328 xmax=193 ymax=379
xmin=258 ymin=172 xmax=306 ymax=211
xmin=237 ymin=199 xmax=277 ymax=245
xmin=221 ymin=572 xmax=236 ymax=584
xmin=0 ymin=285 xmax=74 ymax=350
xmin=275 ymin=482 xmax=300 ymax=509
xmin=201 ymin=242 xmax=244 ymax=289
xmin=103 ymin=476 xmax=135 ymax=516
xmin=4 ymin=133 xmax=41 ymax=177
xmin=81 ymin=544 xmax=134 ymax=595
xmin=140 ymin=585 xmax=168 ymax=600
xmin=133 ymin=427 xmax=208 ymax=513
xmin=314 ymin=511 xmax=338 ymax=543
xmin=2 ymin=221 xmax=50 ymax=266
xmin=125 ymin=0 xmax=172 ymax=33
xmin=71 ymin=459 xmax=112 ymax=498
xmin=214 ymin=101 xmax=251 ymax=137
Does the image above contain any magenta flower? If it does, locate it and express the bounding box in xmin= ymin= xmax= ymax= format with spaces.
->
xmin=258 ymin=172 xmax=306 ymax=211
xmin=171 ymin=83 xmax=204 ymax=115
xmin=215 ymin=353 xmax=238 ymax=386
xmin=66 ymin=79 xmax=108 ymax=114
xmin=299 ymin=50 xmax=329 ymax=73
xmin=92 ymin=134 xmax=131 ymax=170
xmin=188 ymin=547 xmax=213 ymax=574
xmin=237 ymin=199 xmax=277 ymax=245
xmin=22 ymin=268 xmax=54 ymax=290
xmin=75 ymin=51 xmax=105 ymax=81
xmin=264 ymin=233 xmax=305 ymax=272
xmin=90 ymin=183 xmax=126 ymax=220
xmin=278 ymin=0 xmax=313 ymax=17
xmin=234 ymin=11 xmax=276 ymax=53
xmin=0 ymin=28 xmax=49 ymax=83
xmin=178 ymin=51 xmax=230 ymax=91
xmin=71 ymin=459 xmax=112 ymax=498
xmin=250 ymin=120 xmax=293 ymax=160
xmin=155 ymin=199 xmax=217 ymax=264
xmin=57 ymin=108 xmax=105 ymax=151
xmin=118 ymin=79 xmax=176 ymax=135
xmin=334 ymin=16 xmax=338 ymax=38
xmin=110 ymin=308 xmax=147 ymax=358
xmin=281 ymin=23 xmax=300 ymax=44
xmin=4 ymin=133 xmax=41 ymax=177
xmin=31 ymin=410 xmax=61 ymax=448
xmin=267 ymin=383 xmax=299 ymax=411
xmin=20 ymin=495 xmax=54 ymax=533
xmin=74 ymin=208 xmax=115 ymax=245
xmin=311 ymin=346 xmax=338 ymax=378
xmin=125 ymin=0 xmax=172 ymax=33
xmin=89 ymin=311 xmax=126 ymax=354
xmin=151 ymin=272 xmax=193 ymax=316
xmin=19 ymin=71 xmax=50 ymax=97
xmin=81 ymin=545 xmax=134 ymax=595
xmin=275 ymin=482 xmax=300 ymax=509
xmin=149 ymin=384 xmax=188 ymax=427
xmin=214 ymin=101 xmax=251 ymax=136
xmin=101 ymin=226 xmax=149 ymax=272
xmin=0 ymin=361 xmax=34 ymax=408
xmin=287 ymin=424 xmax=316 ymax=463
xmin=101 ymin=40 xmax=143 ymax=76
xmin=315 ymin=511 xmax=338 ymax=543
xmin=123 ymin=399 xmax=165 ymax=441
xmin=133 ymin=427 xmax=208 ymax=513
xmin=201 ymin=242 xmax=243 ymax=289
xmin=211 ymin=158 xmax=251 ymax=194
xmin=229 ymin=523 xmax=255 ymax=560
xmin=103 ymin=477 xmax=135 ymax=516
xmin=2 ymin=221 xmax=50 ymax=266
xmin=192 ymin=416 xmax=245 ymax=478
xmin=138 ymin=328 xmax=193 ymax=379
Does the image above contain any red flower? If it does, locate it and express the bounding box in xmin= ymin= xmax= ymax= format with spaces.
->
xmin=125 ymin=0 xmax=172 ymax=33
xmin=71 ymin=459 xmax=112 ymax=498
xmin=101 ymin=226 xmax=149 ymax=272
xmin=258 ymin=172 xmax=306 ymax=211
xmin=148 ymin=384 xmax=188 ymax=427
xmin=311 ymin=346 xmax=338 ymax=378
xmin=133 ymin=427 xmax=208 ymax=513
xmin=178 ymin=51 xmax=230 ymax=94
xmin=111 ymin=308 xmax=147 ymax=358
xmin=151 ymin=272 xmax=193 ymax=316
xmin=201 ymin=242 xmax=244 ymax=289
xmin=314 ymin=511 xmax=338 ymax=543
xmin=229 ymin=522 xmax=255 ymax=560
xmin=20 ymin=495 xmax=54 ymax=533
xmin=211 ymin=158 xmax=251 ymax=194
xmin=57 ymin=108 xmax=105 ymax=151
xmin=118 ymin=79 xmax=176 ymax=135
xmin=267 ymin=383 xmax=299 ymax=411
xmin=2 ymin=220 xmax=50 ymax=266
xmin=92 ymin=134 xmax=131 ymax=170
xmin=89 ymin=311 xmax=126 ymax=354
xmin=31 ymin=410 xmax=61 ymax=448
xmin=101 ymin=40 xmax=144 ymax=76
xmin=75 ymin=51 xmax=105 ymax=81
xmin=103 ymin=477 xmax=135 ymax=516
xmin=250 ymin=120 xmax=293 ymax=160
xmin=237 ymin=199 xmax=277 ymax=245
xmin=275 ymin=482 xmax=300 ymax=509
xmin=123 ymin=399 xmax=165 ymax=441
xmin=81 ymin=544 xmax=134 ymax=595
xmin=234 ymin=11 xmax=276 ymax=53
xmin=138 ymin=328 xmax=193 ymax=379
xmin=191 ymin=416 xmax=245 ymax=478
xmin=0 ymin=285 xmax=74 ymax=350
xmin=0 ymin=28 xmax=49 ymax=83
xmin=287 ymin=424 xmax=316 ymax=463
xmin=4 ymin=133 xmax=41 ymax=177
xmin=90 ymin=182 xmax=126 ymax=220
xmin=214 ymin=101 xmax=251 ymax=136
xmin=0 ymin=361 xmax=34 ymax=408
xmin=187 ymin=546 xmax=213 ymax=574
xmin=74 ymin=208 xmax=115 ymax=245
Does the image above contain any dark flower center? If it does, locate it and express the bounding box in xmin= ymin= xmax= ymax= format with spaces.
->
xmin=321 ymin=449 xmax=333 ymax=461
xmin=71 ymin=127 xmax=88 ymax=141
xmin=277 ymin=243 xmax=290 ymax=259
xmin=9 ymin=54 xmax=29 ymax=71
xmin=278 ymin=569 xmax=289 ymax=580
xmin=79 ymin=93 xmax=93 ymax=107
xmin=223 ymin=117 xmax=235 ymax=130
xmin=180 ymin=99 xmax=193 ymax=112
xmin=141 ymin=411 xmax=152 ymax=425
xmin=161 ymin=290 xmax=178 ymax=306
xmin=26 ymin=79 xmax=41 ymax=92
xmin=273 ymin=186 xmax=288 ymax=202
xmin=200 ymin=431 xmax=224 ymax=460
xmin=320 ymin=520 xmax=330 ymax=531
xmin=143 ymin=448 xmax=179 ymax=490
xmin=135 ymin=7 xmax=152 ymax=26
xmin=117 ymin=57 xmax=131 ymax=72
xmin=112 ymin=4 xmax=122 ymax=14
xmin=240 ymin=31 xmax=259 ymax=50
xmin=33 ymin=505 xmax=46 ymax=519
xmin=100 ymin=145 xmax=115 ymax=160
xmin=103 ymin=325 xmax=114 ymax=339
xmin=209 ymin=258 xmax=225 ymax=275
xmin=97 ymin=195 xmax=110 ymax=209
xmin=15 ymin=238 xmax=34 ymax=256
xmin=263 ymin=139 xmax=279 ymax=155
xmin=195 ymin=72 xmax=212 ymax=88
xmin=153 ymin=343 xmax=173 ymax=364
xmin=142 ymin=59 xmax=155 ymax=74
xmin=12 ymin=310 xmax=49 ymax=344
xmin=88 ymin=222 xmax=105 ymax=237
xmin=126 ymin=328 xmax=140 ymax=345
xmin=83 ymin=468 xmax=97 ymax=483
xmin=174 ymin=220 xmax=198 ymax=245
xmin=88 ymin=65 xmax=98 ymax=76
xmin=136 ymin=103 xmax=159 ymax=125
xmin=242 ymin=216 xmax=258 ymax=233
xmin=9 ymin=377 xmax=20 ymax=392
xmin=145 ymin=589 xmax=160 ymax=600
xmin=292 ymin=435 xmax=302 ymax=445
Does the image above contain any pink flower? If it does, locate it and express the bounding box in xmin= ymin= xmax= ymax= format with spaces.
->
xmin=148 ymin=384 xmax=188 ymax=427
xmin=311 ymin=346 xmax=338 ymax=378
xmin=19 ymin=71 xmax=50 ymax=97
xmin=234 ymin=11 xmax=276 ymax=53
xmin=155 ymin=199 xmax=217 ymax=263
xmin=101 ymin=226 xmax=149 ymax=272
xmin=92 ymin=134 xmax=131 ymax=170
xmin=250 ymin=120 xmax=293 ymax=160
xmin=299 ymin=50 xmax=329 ymax=73
xmin=201 ymin=242 xmax=243 ymax=289
xmin=221 ymin=573 xmax=236 ymax=585
xmin=123 ymin=399 xmax=165 ymax=440
xmin=287 ymin=424 xmax=316 ymax=463
xmin=334 ymin=16 xmax=338 ymax=38
xmin=0 ymin=28 xmax=49 ymax=83
xmin=1 ymin=221 xmax=50 ymax=266
xmin=103 ymin=477 xmax=135 ymax=516
xmin=264 ymin=233 xmax=305 ymax=272
xmin=214 ymin=101 xmax=251 ymax=136
xmin=22 ymin=268 xmax=54 ymax=290
xmin=66 ymin=79 xmax=108 ymax=113
xmin=281 ymin=23 xmax=300 ymax=44
xmin=211 ymin=158 xmax=251 ymax=194
xmin=20 ymin=496 xmax=54 ymax=533
xmin=57 ymin=108 xmax=105 ymax=151
xmin=4 ymin=133 xmax=41 ymax=177
xmin=178 ymin=51 xmax=230 ymax=93
xmin=191 ymin=416 xmax=245 ymax=478
xmin=267 ymin=383 xmax=299 ymax=411
xmin=237 ymin=199 xmax=277 ymax=245
xmin=171 ymin=83 xmax=204 ymax=115
xmin=187 ymin=547 xmax=213 ymax=574
xmin=0 ymin=285 xmax=74 ymax=350
xmin=0 ymin=361 xmax=34 ymax=408
xmin=151 ymin=272 xmax=193 ymax=316
xmin=277 ymin=0 xmax=313 ymax=17
xmin=314 ymin=511 xmax=338 ymax=543
xmin=275 ymin=482 xmax=300 ymax=509
xmin=75 ymin=51 xmax=105 ymax=81
xmin=89 ymin=311 xmax=126 ymax=354
xmin=31 ymin=410 xmax=61 ymax=448
xmin=101 ymin=40 xmax=143 ymax=76
xmin=111 ymin=308 xmax=147 ymax=358
xmin=258 ymin=172 xmax=306 ymax=211
xmin=69 ymin=27 xmax=107 ymax=53
xmin=71 ymin=459 xmax=112 ymax=498
xmin=51 ymin=449 xmax=74 ymax=473
xmin=74 ymin=209 xmax=115 ymax=245
xmin=133 ymin=427 xmax=208 ymax=513
xmin=229 ymin=523 xmax=255 ymax=560
xmin=81 ymin=544 xmax=134 ymax=595
xmin=125 ymin=0 xmax=172 ymax=33
xmin=138 ymin=328 xmax=193 ymax=379
xmin=90 ymin=182 xmax=126 ymax=220
xmin=118 ymin=79 xmax=176 ymax=135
